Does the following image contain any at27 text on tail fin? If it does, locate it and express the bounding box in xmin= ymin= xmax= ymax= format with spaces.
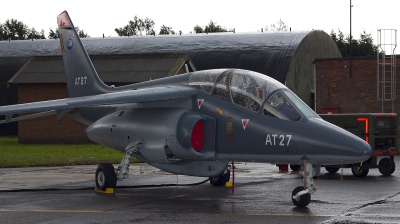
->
xmin=57 ymin=11 xmax=111 ymax=98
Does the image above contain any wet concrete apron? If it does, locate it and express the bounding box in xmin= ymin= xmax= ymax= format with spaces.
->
xmin=1 ymin=158 xmax=400 ymax=224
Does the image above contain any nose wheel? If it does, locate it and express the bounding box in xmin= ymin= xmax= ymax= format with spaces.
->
xmin=292 ymin=162 xmax=316 ymax=207
xmin=292 ymin=186 xmax=311 ymax=207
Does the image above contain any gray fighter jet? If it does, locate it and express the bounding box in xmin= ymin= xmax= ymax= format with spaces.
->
xmin=0 ymin=11 xmax=371 ymax=207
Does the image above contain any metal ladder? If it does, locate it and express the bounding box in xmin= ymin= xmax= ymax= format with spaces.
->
xmin=377 ymin=29 xmax=397 ymax=113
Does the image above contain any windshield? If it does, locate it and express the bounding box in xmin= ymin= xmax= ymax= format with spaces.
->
xmin=230 ymin=70 xmax=286 ymax=112
xmin=282 ymin=89 xmax=318 ymax=118
xmin=263 ymin=89 xmax=317 ymax=122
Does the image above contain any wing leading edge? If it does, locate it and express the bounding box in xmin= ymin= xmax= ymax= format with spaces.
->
xmin=0 ymin=86 xmax=197 ymax=123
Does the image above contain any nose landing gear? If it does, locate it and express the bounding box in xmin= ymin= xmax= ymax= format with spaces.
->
xmin=292 ymin=163 xmax=317 ymax=207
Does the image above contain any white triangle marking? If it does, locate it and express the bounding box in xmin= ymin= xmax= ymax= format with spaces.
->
xmin=242 ymin=119 xmax=249 ymax=130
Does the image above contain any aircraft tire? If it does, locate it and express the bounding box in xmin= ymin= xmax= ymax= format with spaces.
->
xmin=325 ymin=167 xmax=340 ymax=174
xmin=390 ymin=161 xmax=396 ymax=175
xmin=290 ymin=165 xmax=300 ymax=171
xmin=351 ymin=162 xmax=369 ymax=178
xmin=95 ymin=163 xmax=117 ymax=190
xmin=209 ymin=171 xmax=230 ymax=187
xmin=291 ymin=186 xmax=311 ymax=207
xmin=378 ymin=158 xmax=395 ymax=176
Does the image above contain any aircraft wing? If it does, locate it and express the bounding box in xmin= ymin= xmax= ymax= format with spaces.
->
xmin=0 ymin=85 xmax=197 ymax=123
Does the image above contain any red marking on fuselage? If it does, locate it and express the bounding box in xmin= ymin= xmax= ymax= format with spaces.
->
xmin=197 ymin=99 xmax=204 ymax=109
xmin=242 ymin=119 xmax=249 ymax=130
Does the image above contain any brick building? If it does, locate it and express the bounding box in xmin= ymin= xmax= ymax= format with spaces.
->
xmin=314 ymin=56 xmax=400 ymax=135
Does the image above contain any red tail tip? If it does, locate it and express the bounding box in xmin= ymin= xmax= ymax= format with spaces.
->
xmin=57 ymin=11 xmax=72 ymax=28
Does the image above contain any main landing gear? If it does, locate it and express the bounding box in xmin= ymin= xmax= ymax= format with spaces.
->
xmin=95 ymin=163 xmax=117 ymax=190
xmin=209 ymin=170 xmax=231 ymax=186
xmin=291 ymin=162 xmax=317 ymax=207
xmin=95 ymin=140 xmax=142 ymax=192
xmin=351 ymin=162 xmax=369 ymax=177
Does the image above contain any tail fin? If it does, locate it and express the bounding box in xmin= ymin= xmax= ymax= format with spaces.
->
xmin=57 ymin=11 xmax=110 ymax=97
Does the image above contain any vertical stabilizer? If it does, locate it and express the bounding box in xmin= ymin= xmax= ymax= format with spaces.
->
xmin=57 ymin=11 xmax=110 ymax=97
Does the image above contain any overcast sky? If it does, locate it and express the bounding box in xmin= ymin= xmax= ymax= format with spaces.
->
xmin=0 ymin=0 xmax=399 ymax=45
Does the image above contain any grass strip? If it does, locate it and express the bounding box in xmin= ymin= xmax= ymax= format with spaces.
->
xmin=0 ymin=138 xmax=139 ymax=168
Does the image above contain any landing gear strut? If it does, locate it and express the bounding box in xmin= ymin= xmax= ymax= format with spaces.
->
xmin=95 ymin=140 xmax=142 ymax=191
xmin=292 ymin=162 xmax=317 ymax=207
xmin=116 ymin=140 xmax=142 ymax=181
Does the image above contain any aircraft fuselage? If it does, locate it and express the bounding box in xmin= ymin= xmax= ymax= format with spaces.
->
xmin=81 ymin=69 xmax=371 ymax=170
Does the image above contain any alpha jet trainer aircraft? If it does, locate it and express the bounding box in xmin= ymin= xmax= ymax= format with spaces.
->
xmin=0 ymin=11 xmax=372 ymax=207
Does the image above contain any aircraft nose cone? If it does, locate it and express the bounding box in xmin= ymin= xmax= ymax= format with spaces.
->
xmin=308 ymin=118 xmax=372 ymax=163
xmin=348 ymin=132 xmax=372 ymax=161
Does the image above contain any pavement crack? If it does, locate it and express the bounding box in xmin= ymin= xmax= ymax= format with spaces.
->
xmin=322 ymin=191 xmax=400 ymax=224
xmin=341 ymin=191 xmax=400 ymax=217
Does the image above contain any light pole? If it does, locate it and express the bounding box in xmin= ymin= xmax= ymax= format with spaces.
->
xmin=349 ymin=0 xmax=353 ymax=77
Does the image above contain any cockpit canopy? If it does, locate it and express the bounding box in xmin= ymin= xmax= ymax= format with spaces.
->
xmin=189 ymin=69 xmax=317 ymax=122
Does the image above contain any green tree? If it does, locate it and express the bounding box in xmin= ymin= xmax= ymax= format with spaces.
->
xmin=358 ymin=31 xmax=378 ymax=56
xmin=0 ymin=25 xmax=5 ymax=41
xmin=193 ymin=20 xmax=231 ymax=33
xmin=115 ymin=16 xmax=155 ymax=36
xmin=48 ymin=27 xmax=89 ymax=39
xmin=27 ymin=28 xmax=46 ymax=40
xmin=193 ymin=25 xmax=203 ymax=33
xmin=159 ymin=25 xmax=175 ymax=35
xmin=330 ymin=29 xmax=378 ymax=57
xmin=0 ymin=19 xmax=46 ymax=40
xmin=48 ymin=28 xmax=59 ymax=39
xmin=143 ymin=17 xmax=155 ymax=36
xmin=204 ymin=21 xmax=227 ymax=33
xmin=3 ymin=19 xmax=29 ymax=40
xmin=115 ymin=16 xmax=141 ymax=36
xmin=265 ymin=19 xmax=288 ymax=31
xmin=75 ymin=27 xmax=89 ymax=38
xmin=330 ymin=29 xmax=348 ymax=56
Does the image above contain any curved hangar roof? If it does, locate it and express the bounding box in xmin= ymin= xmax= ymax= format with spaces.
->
xmin=0 ymin=31 xmax=341 ymax=106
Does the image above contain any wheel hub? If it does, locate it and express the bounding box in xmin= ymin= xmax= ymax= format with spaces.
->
xmin=97 ymin=171 xmax=105 ymax=186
